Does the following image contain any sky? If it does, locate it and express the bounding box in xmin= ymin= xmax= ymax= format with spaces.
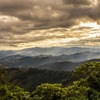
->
xmin=0 ymin=0 xmax=100 ymax=50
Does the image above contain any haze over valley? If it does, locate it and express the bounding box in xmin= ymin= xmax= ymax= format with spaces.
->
xmin=0 ymin=47 xmax=100 ymax=71
xmin=0 ymin=0 xmax=100 ymax=99
xmin=0 ymin=0 xmax=100 ymax=71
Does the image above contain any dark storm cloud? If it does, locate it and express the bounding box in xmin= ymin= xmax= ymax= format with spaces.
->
xmin=0 ymin=0 xmax=34 ymax=11
xmin=63 ymin=0 xmax=91 ymax=5
xmin=0 ymin=0 xmax=100 ymax=35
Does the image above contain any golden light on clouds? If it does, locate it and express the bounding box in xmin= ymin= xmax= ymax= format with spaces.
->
xmin=0 ymin=0 xmax=100 ymax=50
xmin=80 ymin=22 xmax=100 ymax=29
xmin=92 ymin=0 xmax=98 ymax=5
xmin=0 ymin=15 xmax=19 ymax=23
xmin=1 ymin=23 xmax=100 ymax=50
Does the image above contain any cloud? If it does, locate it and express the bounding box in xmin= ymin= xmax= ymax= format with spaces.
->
xmin=63 ymin=0 xmax=91 ymax=6
xmin=69 ymin=36 xmax=100 ymax=46
xmin=0 ymin=0 xmax=99 ymax=33
xmin=0 ymin=25 xmax=100 ymax=50
xmin=0 ymin=0 xmax=100 ymax=49
xmin=0 ymin=0 xmax=91 ymax=30
xmin=0 ymin=0 xmax=34 ymax=11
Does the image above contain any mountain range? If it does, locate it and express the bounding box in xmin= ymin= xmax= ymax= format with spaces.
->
xmin=0 ymin=47 xmax=100 ymax=59
xmin=0 ymin=47 xmax=100 ymax=71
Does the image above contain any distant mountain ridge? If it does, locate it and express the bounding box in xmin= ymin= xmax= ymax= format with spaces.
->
xmin=0 ymin=47 xmax=100 ymax=59
xmin=65 ymin=51 xmax=100 ymax=62
xmin=1 ymin=51 xmax=100 ymax=62
xmin=17 ymin=47 xmax=100 ymax=57
xmin=0 ymin=50 xmax=100 ymax=71
xmin=0 ymin=50 xmax=15 ymax=59
xmin=38 ymin=61 xmax=81 ymax=71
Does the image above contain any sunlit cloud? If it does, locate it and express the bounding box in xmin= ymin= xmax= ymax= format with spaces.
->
xmin=80 ymin=22 xmax=100 ymax=29
xmin=0 ymin=0 xmax=100 ymax=50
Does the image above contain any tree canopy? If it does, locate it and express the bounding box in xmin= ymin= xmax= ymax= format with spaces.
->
xmin=0 ymin=62 xmax=100 ymax=100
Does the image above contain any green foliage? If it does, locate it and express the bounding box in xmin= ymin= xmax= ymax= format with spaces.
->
xmin=0 ymin=66 xmax=6 ymax=84
xmin=0 ymin=62 xmax=100 ymax=100
xmin=73 ymin=62 xmax=100 ymax=77
xmin=0 ymin=84 xmax=31 ymax=100
xmin=71 ymin=62 xmax=100 ymax=99
xmin=31 ymin=84 xmax=67 ymax=100
xmin=6 ymin=68 xmax=70 ymax=92
xmin=73 ymin=62 xmax=100 ymax=91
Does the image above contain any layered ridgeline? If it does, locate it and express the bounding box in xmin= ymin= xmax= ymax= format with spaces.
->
xmin=0 ymin=62 xmax=100 ymax=99
xmin=0 ymin=47 xmax=100 ymax=58
xmin=0 ymin=47 xmax=100 ymax=71
xmin=0 ymin=47 xmax=100 ymax=99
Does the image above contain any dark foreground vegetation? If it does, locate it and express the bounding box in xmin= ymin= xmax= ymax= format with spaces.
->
xmin=0 ymin=62 xmax=100 ymax=100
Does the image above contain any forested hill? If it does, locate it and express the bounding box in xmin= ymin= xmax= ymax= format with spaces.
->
xmin=4 ymin=68 xmax=70 ymax=92
xmin=0 ymin=61 xmax=100 ymax=99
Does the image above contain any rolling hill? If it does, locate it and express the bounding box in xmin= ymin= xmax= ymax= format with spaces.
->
xmin=0 ymin=47 xmax=100 ymax=59
xmin=0 ymin=50 xmax=100 ymax=71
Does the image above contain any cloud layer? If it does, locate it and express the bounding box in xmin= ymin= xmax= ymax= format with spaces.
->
xmin=0 ymin=0 xmax=100 ymax=49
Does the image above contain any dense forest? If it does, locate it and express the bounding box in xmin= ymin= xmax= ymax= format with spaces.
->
xmin=0 ymin=62 xmax=100 ymax=100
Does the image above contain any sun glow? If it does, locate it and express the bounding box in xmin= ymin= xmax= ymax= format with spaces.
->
xmin=80 ymin=22 xmax=100 ymax=29
xmin=92 ymin=0 xmax=98 ymax=5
